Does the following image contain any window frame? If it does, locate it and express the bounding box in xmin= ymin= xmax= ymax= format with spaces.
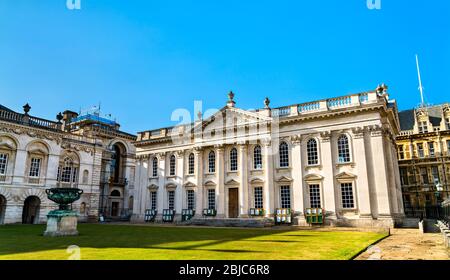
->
xmin=207 ymin=189 xmax=216 ymax=210
xmin=253 ymin=145 xmax=263 ymax=170
xmin=337 ymin=135 xmax=351 ymax=163
xmin=279 ymin=185 xmax=291 ymax=209
xmin=150 ymin=191 xmax=157 ymax=210
xmin=169 ymin=155 xmax=176 ymax=176
xmin=168 ymin=190 xmax=175 ymax=210
xmin=152 ymin=157 xmax=158 ymax=178
xmin=186 ymin=189 xmax=195 ymax=210
xmin=428 ymin=142 xmax=435 ymax=157
xmin=308 ymin=184 xmax=322 ymax=209
xmin=208 ymin=151 xmax=216 ymax=173
xmin=254 ymin=186 xmax=263 ymax=209
xmin=340 ymin=182 xmax=356 ymax=209
xmin=229 ymin=148 xmax=238 ymax=171
xmin=188 ymin=153 xmax=195 ymax=175
xmin=29 ymin=157 xmax=42 ymax=178
xmin=0 ymin=153 xmax=8 ymax=175
xmin=279 ymin=142 xmax=290 ymax=168
xmin=306 ymin=138 xmax=319 ymax=166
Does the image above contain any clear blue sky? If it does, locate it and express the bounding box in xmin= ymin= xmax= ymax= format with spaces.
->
xmin=1 ymin=0 xmax=449 ymax=133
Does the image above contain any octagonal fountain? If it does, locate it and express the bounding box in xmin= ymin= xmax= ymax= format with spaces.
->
xmin=44 ymin=188 xmax=83 ymax=237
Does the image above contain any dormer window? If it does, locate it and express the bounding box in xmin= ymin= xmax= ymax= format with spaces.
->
xmin=418 ymin=121 xmax=428 ymax=133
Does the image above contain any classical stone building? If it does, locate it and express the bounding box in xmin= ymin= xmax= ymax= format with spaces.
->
xmin=397 ymin=104 xmax=450 ymax=212
xmin=0 ymin=104 xmax=136 ymax=224
xmin=133 ymin=85 xmax=405 ymax=228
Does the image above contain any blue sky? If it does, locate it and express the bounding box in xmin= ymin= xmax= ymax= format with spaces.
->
xmin=0 ymin=0 xmax=449 ymax=133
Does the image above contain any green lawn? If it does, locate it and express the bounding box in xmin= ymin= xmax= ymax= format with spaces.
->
xmin=0 ymin=224 xmax=386 ymax=260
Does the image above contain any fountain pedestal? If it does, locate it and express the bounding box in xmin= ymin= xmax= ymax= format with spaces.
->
xmin=44 ymin=188 xmax=84 ymax=237
xmin=44 ymin=210 xmax=79 ymax=237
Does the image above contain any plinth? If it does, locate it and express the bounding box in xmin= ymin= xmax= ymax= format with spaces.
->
xmin=44 ymin=210 xmax=79 ymax=237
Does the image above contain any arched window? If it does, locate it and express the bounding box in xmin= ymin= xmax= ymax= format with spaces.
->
xmin=307 ymin=139 xmax=319 ymax=165
xmin=338 ymin=135 xmax=351 ymax=163
xmin=279 ymin=142 xmax=289 ymax=168
xmin=254 ymin=145 xmax=262 ymax=169
xmin=188 ymin=153 xmax=195 ymax=175
xmin=208 ymin=151 xmax=216 ymax=173
xmin=110 ymin=190 xmax=121 ymax=197
xmin=230 ymin=148 xmax=238 ymax=171
xmin=169 ymin=155 xmax=176 ymax=176
xmin=82 ymin=170 xmax=89 ymax=184
xmin=152 ymin=157 xmax=158 ymax=177
xmin=57 ymin=156 xmax=79 ymax=186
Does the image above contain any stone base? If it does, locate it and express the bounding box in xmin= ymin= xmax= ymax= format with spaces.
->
xmin=44 ymin=210 xmax=79 ymax=237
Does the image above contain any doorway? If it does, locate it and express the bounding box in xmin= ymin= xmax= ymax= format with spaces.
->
xmin=111 ymin=202 xmax=119 ymax=217
xmin=22 ymin=196 xmax=40 ymax=224
xmin=228 ymin=188 xmax=239 ymax=218
xmin=0 ymin=195 xmax=6 ymax=224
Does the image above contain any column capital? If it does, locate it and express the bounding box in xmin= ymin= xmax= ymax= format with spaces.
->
xmin=352 ymin=127 xmax=366 ymax=139
xmin=319 ymin=131 xmax=331 ymax=142
xmin=261 ymin=138 xmax=271 ymax=147
xmin=291 ymin=134 xmax=302 ymax=145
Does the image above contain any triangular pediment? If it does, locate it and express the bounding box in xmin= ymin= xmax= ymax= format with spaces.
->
xmin=204 ymin=180 xmax=216 ymax=187
xmin=225 ymin=179 xmax=240 ymax=185
xmin=275 ymin=176 xmax=293 ymax=183
xmin=335 ymin=172 xmax=357 ymax=180
xmin=197 ymin=106 xmax=272 ymax=134
xmin=304 ymin=174 xmax=324 ymax=181
xmin=249 ymin=177 xmax=264 ymax=184
xmin=183 ymin=181 xmax=197 ymax=188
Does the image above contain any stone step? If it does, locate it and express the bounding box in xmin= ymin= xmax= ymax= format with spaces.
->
xmin=182 ymin=218 xmax=275 ymax=228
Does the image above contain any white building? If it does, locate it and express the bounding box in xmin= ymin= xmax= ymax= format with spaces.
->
xmin=0 ymin=104 xmax=136 ymax=224
xmin=133 ymin=85 xmax=405 ymax=228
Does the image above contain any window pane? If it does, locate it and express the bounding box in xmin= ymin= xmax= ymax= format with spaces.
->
xmin=254 ymin=187 xmax=263 ymax=209
xmin=230 ymin=148 xmax=238 ymax=171
xmin=307 ymin=139 xmax=319 ymax=165
xmin=209 ymin=151 xmax=216 ymax=173
xmin=338 ymin=135 xmax=351 ymax=163
xmin=341 ymin=183 xmax=355 ymax=209
xmin=150 ymin=191 xmax=157 ymax=210
xmin=29 ymin=158 xmax=41 ymax=177
xmin=168 ymin=191 xmax=175 ymax=210
xmin=309 ymin=184 xmax=321 ymax=208
xmin=279 ymin=142 xmax=289 ymax=167
xmin=254 ymin=146 xmax=262 ymax=169
xmin=0 ymin=154 xmax=8 ymax=175
xmin=187 ymin=190 xmax=195 ymax=210
xmin=208 ymin=189 xmax=216 ymax=210
xmin=280 ymin=186 xmax=291 ymax=209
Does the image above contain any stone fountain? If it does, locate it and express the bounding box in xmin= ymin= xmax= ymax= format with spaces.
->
xmin=44 ymin=188 xmax=84 ymax=237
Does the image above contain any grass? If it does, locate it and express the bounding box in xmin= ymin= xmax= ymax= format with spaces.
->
xmin=0 ymin=224 xmax=387 ymax=260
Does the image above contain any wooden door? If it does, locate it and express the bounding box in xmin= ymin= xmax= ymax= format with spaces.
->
xmin=228 ymin=188 xmax=239 ymax=218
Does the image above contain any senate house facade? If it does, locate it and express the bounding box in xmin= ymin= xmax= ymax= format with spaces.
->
xmin=132 ymin=85 xmax=405 ymax=228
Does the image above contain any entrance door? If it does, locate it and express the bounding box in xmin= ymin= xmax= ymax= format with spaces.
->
xmin=111 ymin=202 xmax=119 ymax=217
xmin=228 ymin=188 xmax=239 ymax=218
xmin=0 ymin=195 xmax=6 ymax=224
xmin=22 ymin=196 xmax=40 ymax=224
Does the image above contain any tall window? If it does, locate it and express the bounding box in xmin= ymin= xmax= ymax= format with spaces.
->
xmin=208 ymin=189 xmax=216 ymax=210
xmin=341 ymin=183 xmax=355 ymax=209
xmin=447 ymin=140 xmax=450 ymax=155
xmin=420 ymin=167 xmax=429 ymax=184
xmin=418 ymin=121 xmax=428 ymax=133
xmin=279 ymin=142 xmax=289 ymax=168
xmin=152 ymin=157 xmax=158 ymax=177
xmin=169 ymin=155 xmax=176 ymax=176
xmin=337 ymin=135 xmax=351 ymax=163
xmin=280 ymin=186 xmax=291 ymax=209
xmin=428 ymin=142 xmax=435 ymax=157
xmin=399 ymin=167 xmax=409 ymax=185
xmin=58 ymin=157 xmax=78 ymax=183
xmin=230 ymin=148 xmax=238 ymax=171
xmin=29 ymin=158 xmax=41 ymax=177
xmin=446 ymin=118 xmax=450 ymax=130
xmin=207 ymin=151 xmax=216 ymax=173
xmin=0 ymin=154 xmax=8 ymax=175
xmin=186 ymin=190 xmax=195 ymax=210
xmin=431 ymin=166 xmax=440 ymax=184
xmin=307 ymin=139 xmax=319 ymax=165
xmin=398 ymin=145 xmax=405 ymax=160
xmin=188 ymin=153 xmax=195 ymax=175
xmin=168 ymin=190 xmax=175 ymax=210
xmin=309 ymin=184 xmax=321 ymax=208
xmin=150 ymin=191 xmax=157 ymax=210
xmin=253 ymin=145 xmax=262 ymax=170
xmin=254 ymin=187 xmax=263 ymax=209
xmin=417 ymin=143 xmax=424 ymax=158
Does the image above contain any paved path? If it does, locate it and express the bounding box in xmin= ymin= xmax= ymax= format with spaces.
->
xmin=355 ymin=229 xmax=450 ymax=260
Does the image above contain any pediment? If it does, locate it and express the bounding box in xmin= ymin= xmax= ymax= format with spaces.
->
xmin=335 ymin=172 xmax=357 ymax=180
xmin=183 ymin=181 xmax=197 ymax=188
xmin=225 ymin=179 xmax=240 ymax=185
xmin=28 ymin=148 xmax=48 ymax=155
xmin=204 ymin=180 xmax=216 ymax=187
xmin=249 ymin=177 xmax=264 ymax=184
xmin=0 ymin=142 xmax=15 ymax=150
xmin=198 ymin=106 xmax=272 ymax=134
xmin=165 ymin=183 xmax=177 ymax=189
xmin=303 ymin=174 xmax=324 ymax=181
xmin=148 ymin=184 xmax=159 ymax=190
xmin=275 ymin=176 xmax=293 ymax=183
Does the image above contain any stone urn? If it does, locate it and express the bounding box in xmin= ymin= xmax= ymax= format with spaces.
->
xmin=44 ymin=188 xmax=84 ymax=237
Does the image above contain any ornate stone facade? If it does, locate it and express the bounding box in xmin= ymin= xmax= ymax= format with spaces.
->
xmin=133 ymin=86 xmax=405 ymax=228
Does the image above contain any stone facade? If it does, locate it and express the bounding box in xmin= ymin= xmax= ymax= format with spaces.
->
xmin=132 ymin=85 xmax=405 ymax=228
xmin=0 ymin=105 xmax=136 ymax=224
xmin=396 ymin=104 xmax=450 ymax=210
